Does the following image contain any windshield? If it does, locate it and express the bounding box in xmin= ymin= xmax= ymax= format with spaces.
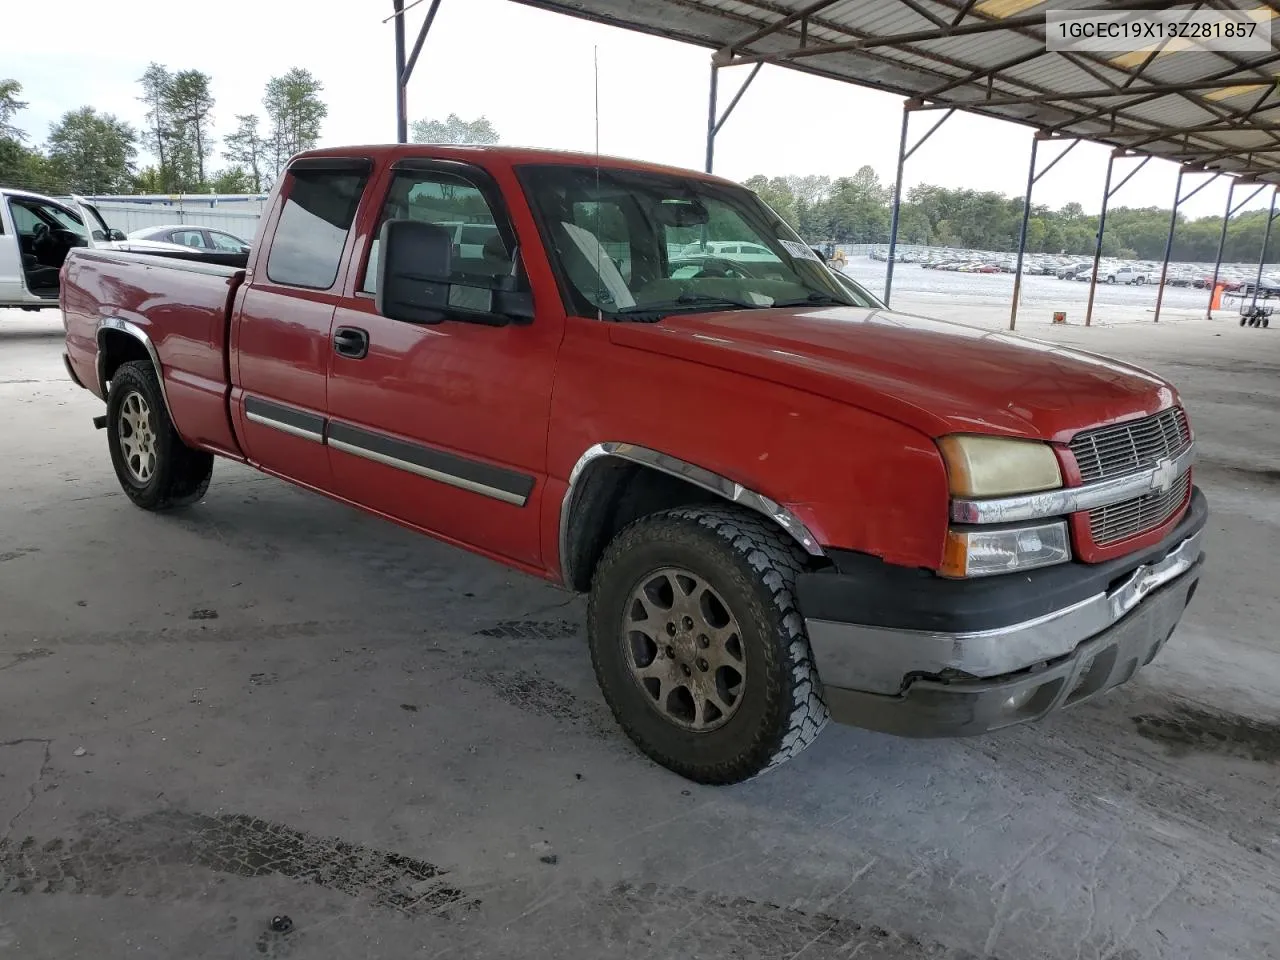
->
xmin=518 ymin=164 xmax=881 ymax=319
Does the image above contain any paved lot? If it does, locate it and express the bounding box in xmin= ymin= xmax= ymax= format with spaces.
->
xmin=2 ymin=307 xmax=1279 ymax=959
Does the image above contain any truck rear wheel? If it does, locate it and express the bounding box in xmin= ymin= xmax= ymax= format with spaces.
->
xmin=106 ymin=360 xmax=213 ymax=510
xmin=587 ymin=506 xmax=828 ymax=784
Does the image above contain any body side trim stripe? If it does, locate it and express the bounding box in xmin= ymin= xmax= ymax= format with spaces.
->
xmin=327 ymin=420 xmax=534 ymax=507
xmin=243 ymin=395 xmax=326 ymax=442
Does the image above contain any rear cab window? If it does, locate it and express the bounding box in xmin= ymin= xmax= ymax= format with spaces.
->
xmin=266 ymin=162 xmax=370 ymax=289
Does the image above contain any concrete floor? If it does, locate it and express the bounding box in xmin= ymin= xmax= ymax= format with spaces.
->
xmin=2 ymin=307 xmax=1279 ymax=960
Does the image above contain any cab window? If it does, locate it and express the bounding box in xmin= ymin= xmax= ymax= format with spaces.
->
xmin=361 ymin=170 xmax=510 ymax=295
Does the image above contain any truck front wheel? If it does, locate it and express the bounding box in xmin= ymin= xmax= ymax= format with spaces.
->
xmin=587 ymin=506 xmax=828 ymax=784
xmin=106 ymin=360 xmax=213 ymax=510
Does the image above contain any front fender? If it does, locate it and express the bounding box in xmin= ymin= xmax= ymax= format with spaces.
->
xmin=547 ymin=322 xmax=952 ymax=572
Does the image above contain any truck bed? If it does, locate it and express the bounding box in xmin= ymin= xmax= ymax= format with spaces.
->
xmin=62 ymin=247 xmax=247 ymax=457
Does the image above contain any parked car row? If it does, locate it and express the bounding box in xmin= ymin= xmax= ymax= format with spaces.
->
xmin=875 ymin=245 xmax=1276 ymax=292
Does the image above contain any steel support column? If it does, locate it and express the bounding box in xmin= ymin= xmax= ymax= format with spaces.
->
xmin=1085 ymin=153 xmax=1150 ymax=327
xmin=1207 ymin=179 xmax=1236 ymax=319
xmin=705 ymin=65 xmax=719 ymax=173
xmin=394 ymin=0 xmax=407 ymax=143
xmin=1154 ymin=170 xmax=1218 ymax=324
xmin=1010 ymin=138 xmax=1039 ymax=331
xmin=392 ymin=0 xmax=443 ymax=144
xmin=884 ymin=107 xmax=911 ymax=305
xmin=1152 ymin=168 xmax=1185 ymax=325
xmin=1251 ymin=188 xmax=1278 ymax=311
xmin=705 ymin=62 xmax=763 ymax=174
xmin=885 ymin=102 xmax=954 ymax=305
xmin=1084 ymin=154 xmax=1115 ymax=328
xmin=1010 ymin=135 xmax=1079 ymax=330
xmin=1206 ymin=181 xmax=1266 ymax=318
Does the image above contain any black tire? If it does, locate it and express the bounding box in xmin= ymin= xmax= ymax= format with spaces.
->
xmin=106 ymin=360 xmax=213 ymax=510
xmin=1106 ymin=275 xmax=1116 ymax=284
xmin=587 ymin=506 xmax=828 ymax=784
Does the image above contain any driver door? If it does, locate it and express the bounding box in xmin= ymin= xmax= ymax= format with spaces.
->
xmin=325 ymin=160 xmax=562 ymax=569
xmin=5 ymin=196 xmax=90 ymax=298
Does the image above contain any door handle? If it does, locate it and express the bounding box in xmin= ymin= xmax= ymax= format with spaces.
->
xmin=333 ymin=326 xmax=369 ymax=360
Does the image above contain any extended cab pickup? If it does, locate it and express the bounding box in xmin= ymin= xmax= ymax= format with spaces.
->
xmin=61 ymin=145 xmax=1207 ymax=784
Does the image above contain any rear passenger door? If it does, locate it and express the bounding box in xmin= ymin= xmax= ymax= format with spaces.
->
xmin=231 ymin=158 xmax=370 ymax=490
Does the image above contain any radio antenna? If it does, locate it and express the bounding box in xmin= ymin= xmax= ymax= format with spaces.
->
xmin=594 ymin=44 xmax=603 ymax=321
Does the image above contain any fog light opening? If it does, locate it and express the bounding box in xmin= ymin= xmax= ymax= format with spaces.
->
xmin=1003 ymin=687 xmax=1036 ymax=712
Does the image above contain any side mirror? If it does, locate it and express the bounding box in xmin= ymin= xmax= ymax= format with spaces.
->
xmin=375 ymin=218 xmax=531 ymax=326
xmin=109 ymin=229 xmax=127 ymax=242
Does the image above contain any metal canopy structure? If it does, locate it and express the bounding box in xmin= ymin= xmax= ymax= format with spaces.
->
xmin=507 ymin=0 xmax=1280 ymax=182
xmin=392 ymin=0 xmax=1280 ymax=327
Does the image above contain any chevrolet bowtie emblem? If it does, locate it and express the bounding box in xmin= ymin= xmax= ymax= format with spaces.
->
xmin=1151 ymin=458 xmax=1177 ymax=495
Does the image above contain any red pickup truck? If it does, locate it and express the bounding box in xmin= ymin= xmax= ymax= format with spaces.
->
xmin=61 ymin=145 xmax=1206 ymax=784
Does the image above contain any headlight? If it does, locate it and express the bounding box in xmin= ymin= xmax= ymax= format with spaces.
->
xmin=941 ymin=521 xmax=1071 ymax=578
xmin=937 ymin=435 xmax=1062 ymax=497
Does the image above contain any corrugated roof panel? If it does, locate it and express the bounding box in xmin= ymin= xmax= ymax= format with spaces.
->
xmin=1129 ymin=96 xmax=1222 ymax=128
xmin=1136 ymin=49 xmax=1254 ymax=85
xmin=908 ymin=32 xmax=1042 ymax=67
xmin=508 ymin=0 xmax=1280 ymax=176
xmin=822 ymin=0 xmax=945 ymax=36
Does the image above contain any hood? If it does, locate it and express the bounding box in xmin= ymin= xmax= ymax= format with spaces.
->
xmin=608 ymin=306 xmax=1177 ymax=442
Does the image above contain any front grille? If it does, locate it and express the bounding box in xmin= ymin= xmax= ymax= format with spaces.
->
xmin=1089 ymin=473 xmax=1190 ymax=546
xmin=1070 ymin=408 xmax=1190 ymax=483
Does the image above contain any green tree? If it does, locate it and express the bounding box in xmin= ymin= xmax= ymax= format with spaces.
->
xmin=210 ymin=168 xmax=256 ymax=193
xmin=46 ymin=107 xmax=137 ymax=194
xmin=223 ymin=114 xmax=266 ymax=192
xmin=132 ymin=166 xmax=165 ymax=193
xmin=1 ymin=79 xmax=28 ymax=142
xmin=263 ymin=68 xmax=327 ymax=180
xmin=138 ymin=63 xmax=176 ymax=190
xmin=826 ymin=166 xmax=889 ymax=242
xmin=165 ymin=69 xmax=216 ymax=188
xmin=742 ymin=174 xmax=798 ymax=227
xmin=410 ymin=113 xmax=499 ymax=145
xmin=0 ymin=79 xmax=56 ymax=192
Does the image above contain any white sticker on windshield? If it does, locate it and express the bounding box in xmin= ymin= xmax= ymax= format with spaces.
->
xmin=780 ymin=240 xmax=820 ymax=261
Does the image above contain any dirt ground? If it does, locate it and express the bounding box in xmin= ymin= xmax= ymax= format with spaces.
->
xmin=2 ymin=306 xmax=1278 ymax=960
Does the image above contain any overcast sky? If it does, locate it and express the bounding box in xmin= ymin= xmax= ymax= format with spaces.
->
xmin=7 ymin=0 xmax=1271 ymax=220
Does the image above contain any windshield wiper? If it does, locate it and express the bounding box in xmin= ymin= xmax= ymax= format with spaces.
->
xmin=617 ymin=291 xmax=765 ymax=315
xmin=771 ymin=292 xmax=848 ymax=307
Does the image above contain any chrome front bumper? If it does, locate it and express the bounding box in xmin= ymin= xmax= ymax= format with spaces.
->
xmin=800 ymin=490 xmax=1207 ymax=738
xmin=807 ymin=526 xmax=1204 ymax=697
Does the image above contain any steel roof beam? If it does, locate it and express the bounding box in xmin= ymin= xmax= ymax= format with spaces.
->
xmin=726 ymin=0 xmax=1176 ymax=65
xmin=1042 ymin=52 xmax=1280 ymax=133
xmin=925 ymin=47 xmax=1049 ymax=97
xmin=1108 ymin=121 xmax=1280 ymax=140
xmin=954 ymin=72 xmax=1280 ymax=108
xmin=721 ymin=0 xmax=841 ymax=56
xmin=948 ymin=0 xmax=979 ymax=29
xmin=896 ymin=0 xmax=953 ymax=31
